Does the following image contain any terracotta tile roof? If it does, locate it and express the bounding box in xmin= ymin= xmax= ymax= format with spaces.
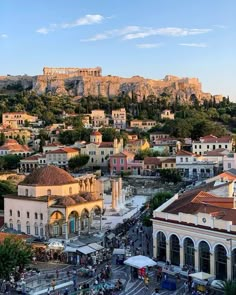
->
xmin=193 ymin=135 xmax=232 ymax=143
xmin=20 ymin=165 xmax=77 ymax=186
xmin=0 ymin=232 xmax=30 ymax=243
xmin=176 ymin=150 xmax=195 ymax=156
xmin=47 ymin=147 xmax=78 ymax=154
xmin=204 ymin=148 xmax=229 ymax=156
xmin=161 ymin=158 xmax=176 ymax=164
xmin=110 ymin=152 xmax=127 ymax=158
xmin=91 ymin=131 xmax=102 ymax=136
xmin=99 ymin=142 xmax=113 ymax=148
xmin=144 ymin=157 xmax=161 ymax=165
xmin=21 ymin=154 xmax=42 ymax=161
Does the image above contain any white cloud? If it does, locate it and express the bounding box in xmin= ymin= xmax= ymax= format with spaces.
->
xmin=1 ymin=34 xmax=8 ymax=38
xmin=124 ymin=27 xmax=211 ymax=40
xmin=137 ymin=43 xmax=162 ymax=49
xmin=83 ymin=26 xmax=212 ymax=42
xmin=213 ymin=24 xmax=227 ymax=29
xmin=36 ymin=14 xmax=104 ymax=34
xmin=179 ymin=43 xmax=207 ymax=48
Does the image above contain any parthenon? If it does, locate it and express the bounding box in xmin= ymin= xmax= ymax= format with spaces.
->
xmin=43 ymin=66 xmax=102 ymax=77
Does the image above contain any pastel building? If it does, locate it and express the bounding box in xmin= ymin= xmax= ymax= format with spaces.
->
xmin=0 ymin=139 xmax=32 ymax=157
xmin=130 ymin=120 xmax=156 ymax=131
xmin=4 ymin=166 xmax=103 ymax=239
xmin=80 ymin=131 xmax=123 ymax=167
xmin=112 ymin=108 xmax=126 ymax=129
xmin=161 ymin=109 xmax=175 ymax=120
xmin=90 ymin=110 xmax=109 ymax=127
xmin=2 ymin=112 xmax=38 ymax=128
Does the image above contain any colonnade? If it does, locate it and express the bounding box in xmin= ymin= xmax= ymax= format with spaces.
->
xmin=43 ymin=67 xmax=102 ymax=77
xmin=111 ymin=177 xmax=125 ymax=210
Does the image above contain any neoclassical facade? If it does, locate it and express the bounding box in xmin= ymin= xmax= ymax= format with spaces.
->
xmin=4 ymin=166 xmax=103 ymax=240
xmin=43 ymin=67 xmax=102 ymax=77
xmin=153 ymin=173 xmax=236 ymax=280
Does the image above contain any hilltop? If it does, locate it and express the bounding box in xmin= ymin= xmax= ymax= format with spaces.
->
xmin=0 ymin=67 xmax=223 ymax=103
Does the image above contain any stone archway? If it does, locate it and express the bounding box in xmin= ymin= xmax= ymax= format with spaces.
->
xmin=68 ymin=211 xmax=79 ymax=234
xmin=49 ymin=211 xmax=65 ymax=237
xmin=183 ymin=237 xmax=195 ymax=268
xmin=215 ymin=244 xmax=227 ymax=280
xmin=199 ymin=241 xmax=210 ymax=273
xmin=170 ymin=234 xmax=180 ymax=266
xmin=156 ymin=231 xmax=166 ymax=262
xmin=90 ymin=205 xmax=103 ymax=232
xmin=80 ymin=209 xmax=90 ymax=233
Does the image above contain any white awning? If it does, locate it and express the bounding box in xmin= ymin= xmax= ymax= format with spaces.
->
xmin=124 ymin=255 xmax=157 ymax=269
xmin=107 ymin=233 xmax=115 ymax=240
xmin=88 ymin=243 xmax=104 ymax=251
xmin=189 ymin=272 xmax=215 ymax=280
xmin=77 ymin=246 xmax=96 ymax=255
xmin=63 ymin=246 xmax=78 ymax=253
xmin=113 ymin=248 xmax=126 ymax=255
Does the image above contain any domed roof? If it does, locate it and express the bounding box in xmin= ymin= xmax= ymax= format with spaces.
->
xmin=21 ymin=166 xmax=77 ymax=186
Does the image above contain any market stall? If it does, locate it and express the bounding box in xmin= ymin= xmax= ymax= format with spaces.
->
xmin=189 ymin=272 xmax=215 ymax=294
xmin=112 ymin=248 xmax=126 ymax=265
xmin=124 ymin=255 xmax=157 ymax=279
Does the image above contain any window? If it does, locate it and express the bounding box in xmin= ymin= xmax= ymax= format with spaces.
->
xmin=195 ymin=145 xmax=197 ymax=149
xmin=26 ymin=223 xmax=30 ymax=234
xmin=47 ymin=189 xmax=51 ymax=196
xmin=185 ymin=158 xmax=188 ymax=162
xmin=40 ymin=213 xmax=43 ymax=220
xmin=165 ymin=164 xmax=168 ymax=167
xmin=219 ymin=145 xmax=221 ymax=148
xmin=27 ymin=212 xmax=30 ymax=218
xmin=120 ymin=159 xmax=124 ymax=165
xmin=9 ymin=221 xmax=13 ymax=229
xmin=207 ymin=145 xmax=209 ymax=149
xmin=180 ymin=158 xmax=183 ymax=163
xmin=213 ymin=145 xmax=216 ymax=149
xmin=17 ymin=211 xmax=20 ymax=218
xmin=35 ymin=225 xmax=39 ymax=236
xmin=35 ymin=213 xmax=38 ymax=219
xmin=171 ymin=164 xmax=174 ymax=167
xmin=40 ymin=227 xmax=44 ymax=237
xmin=17 ymin=222 xmax=21 ymax=232
xmin=113 ymin=159 xmax=117 ymax=164
xmin=228 ymin=163 xmax=232 ymax=169
xmin=101 ymin=151 xmax=104 ymax=155
xmin=25 ymin=189 xmax=28 ymax=196
xmin=199 ymin=145 xmax=201 ymax=149
xmin=10 ymin=209 xmax=12 ymax=216
xmin=225 ymin=145 xmax=228 ymax=149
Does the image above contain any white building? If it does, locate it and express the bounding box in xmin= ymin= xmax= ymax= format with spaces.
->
xmin=4 ymin=166 xmax=103 ymax=239
xmin=224 ymin=153 xmax=236 ymax=171
xmin=176 ymin=150 xmax=215 ymax=179
xmin=90 ymin=110 xmax=109 ymax=127
xmin=161 ymin=109 xmax=175 ymax=120
xmin=192 ymin=135 xmax=233 ymax=155
xmin=152 ymin=171 xmax=236 ymax=280
xmin=112 ymin=108 xmax=126 ymax=129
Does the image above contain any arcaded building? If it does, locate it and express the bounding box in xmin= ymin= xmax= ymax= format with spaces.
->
xmin=4 ymin=166 xmax=103 ymax=240
xmin=153 ymin=170 xmax=236 ymax=280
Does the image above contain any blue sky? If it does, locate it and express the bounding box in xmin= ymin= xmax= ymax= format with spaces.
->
xmin=1 ymin=0 xmax=235 ymax=100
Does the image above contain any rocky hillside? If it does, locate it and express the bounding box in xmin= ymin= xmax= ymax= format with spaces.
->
xmin=0 ymin=72 xmax=223 ymax=103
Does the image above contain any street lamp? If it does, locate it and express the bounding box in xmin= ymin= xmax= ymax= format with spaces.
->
xmin=227 ymin=238 xmax=233 ymax=280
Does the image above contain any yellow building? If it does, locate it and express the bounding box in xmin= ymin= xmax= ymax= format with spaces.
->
xmin=160 ymin=158 xmax=176 ymax=169
xmin=2 ymin=128 xmax=32 ymax=143
xmin=130 ymin=119 xmax=156 ymax=131
xmin=46 ymin=147 xmax=79 ymax=168
xmin=80 ymin=131 xmax=123 ymax=167
xmin=124 ymin=138 xmax=150 ymax=154
xmin=2 ymin=112 xmax=38 ymax=128
xmin=4 ymin=165 xmax=103 ymax=239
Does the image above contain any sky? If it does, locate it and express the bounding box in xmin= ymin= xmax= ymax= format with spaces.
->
xmin=1 ymin=0 xmax=236 ymax=100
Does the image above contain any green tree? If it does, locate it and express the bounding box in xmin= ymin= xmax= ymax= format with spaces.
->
xmin=3 ymin=154 xmax=21 ymax=170
xmin=0 ymin=180 xmax=16 ymax=210
xmin=223 ymin=280 xmax=236 ymax=295
xmin=68 ymin=155 xmax=90 ymax=172
xmin=0 ymin=133 xmax=5 ymax=146
xmin=159 ymin=169 xmax=182 ymax=184
xmin=0 ymin=236 xmax=32 ymax=280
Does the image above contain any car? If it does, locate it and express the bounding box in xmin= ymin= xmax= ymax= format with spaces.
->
xmin=211 ymin=279 xmax=224 ymax=289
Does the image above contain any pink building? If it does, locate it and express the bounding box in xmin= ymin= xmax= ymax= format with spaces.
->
xmin=110 ymin=151 xmax=135 ymax=175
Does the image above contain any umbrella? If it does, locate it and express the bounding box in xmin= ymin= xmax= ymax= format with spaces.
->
xmin=124 ymin=255 xmax=157 ymax=269
xmin=189 ymin=272 xmax=215 ymax=280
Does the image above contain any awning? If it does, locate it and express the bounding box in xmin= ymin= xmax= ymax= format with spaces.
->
xmin=113 ymin=248 xmax=126 ymax=255
xmin=88 ymin=243 xmax=104 ymax=251
xmin=124 ymin=255 xmax=157 ymax=269
xmin=63 ymin=246 xmax=78 ymax=253
xmin=77 ymin=246 xmax=96 ymax=255
xmin=107 ymin=233 xmax=115 ymax=240
xmin=189 ymin=272 xmax=215 ymax=280
xmin=48 ymin=241 xmax=64 ymax=250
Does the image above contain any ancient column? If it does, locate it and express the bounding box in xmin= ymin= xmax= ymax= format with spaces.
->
xmin=88 ymin=215 xmax=91 ymax=234
xmin=111 ymin=179 xmax=117 ymax=210
xmin=118 ymin=177 xmax=122 ymax=203
xmin=180 ymin=243 xmax=184 ymax=268
xmin=210 ymin=251 xmax=214 ymax=276
xmin=115 ymin=181 xmax=119 ymax=207
xmin=153 ymin=234 xmax=157 ymax=259
xmin=65 ymin=221 xmax=68 ymax=240
xmin=166 ymin=240 xmax=170 ymax=263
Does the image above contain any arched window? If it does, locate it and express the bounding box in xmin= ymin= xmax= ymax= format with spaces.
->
xmin=27 ymin=211 xmax=30 ymax=218
xmin=47 ymin=189 xmax=51 ymax=196
xmin=9 ymin=219 xmax=13 ymax=229
xmin=170 ymin=234 xmax=180 ymax=266
xmin=26 ymin=221 xmax=30 ymax=234
xmin=40 ymin=223 xmax=44 ymax=237
xmin=215 ymin=245 xmax=227 ymax=280
xmin=69 ymin=187 xmax=72 ymax=195
xmin=184 ymin=238 xmax=195 ymax=268
xmin=17 ymin=220 xmax=21 ymax=232
xmin=9 ymin=209 xmax=12 ymax=216
xmin=35 ymin=213 xmax=38 ymax=219
xmin=199 ymin=241 xmax=210 ymax=273
xmin=157 ymin=232 xmax=166 ymax=262
xmin=17 ymin=210 xmax=20 ymax=218
xmin=34 ymin=223 xmax=39 ymax=236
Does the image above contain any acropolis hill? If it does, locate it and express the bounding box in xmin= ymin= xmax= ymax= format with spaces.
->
xmin=0 ymin=66 xmax=223 ymax=103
